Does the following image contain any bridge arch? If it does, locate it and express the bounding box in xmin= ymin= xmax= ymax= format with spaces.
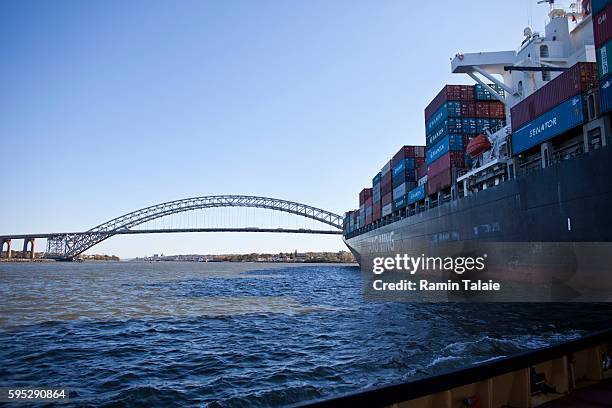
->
xmin=46 ymin=195 xmax=343 ymax=259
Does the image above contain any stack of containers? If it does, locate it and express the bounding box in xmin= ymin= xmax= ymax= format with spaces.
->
xmin=344 ymin=210 xmax=357 ymax=233
xmin=353 ymin=210 xmax=360 ymax=231
xmin=474 ymin=84 xmax=507 ymax=134
xmin=391 ymin=146 xmax=425 ymax=212
xmin=372 ymin=172 xmax=382 ymax=222
xmin=424 ymin=85 xmax=474 ymax=197
xmin=359 ymin=188 xmax=372 ymax=226
xmin=380 ymin=161 xmax=393 ymax=218
xmin=510 ymin=62 xmax=599 ymax=155
xmin=594 ymin=0 xmax=612 ymax=113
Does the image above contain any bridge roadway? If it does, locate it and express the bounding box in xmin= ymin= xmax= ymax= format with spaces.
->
xmin=0 ymin=227 xmax=343 ymax=240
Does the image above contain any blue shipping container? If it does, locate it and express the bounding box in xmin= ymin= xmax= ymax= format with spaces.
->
xmin=476 ymin=118 xmax=492 ymax=133
xmin=512 ymin=96 xmax=585 ymax=155
xmin=426 ymin=134 xmax=465 ymax=164
xmin=407 ymin=185 xmax=425 ymax=204
xmin=392 ymin=158 xmax=416 ymax=177
xmin=425 ymin=101 xmax=461 ymax=134
xmin=372 ymin=172 xmax=382 ymax=186
xmin=601 ymin=77 xmax=612 ymax=114
xmin=462 ymin=117 xmax=477 ymax=134
xmin=393 ymin=195 xmax=407 ymax=211
xmin=426 ymin=118 xmax=462 ymax=146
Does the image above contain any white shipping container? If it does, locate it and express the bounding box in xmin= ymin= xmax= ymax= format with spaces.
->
xmin=393 ymin=183 xmax=407 ymax=199
xmin=382 ymin=203 xmax=393 ymax=216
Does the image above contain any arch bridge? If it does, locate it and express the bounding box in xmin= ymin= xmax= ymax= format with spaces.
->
xmin=0 ymin=195 xmax=344 ymax=261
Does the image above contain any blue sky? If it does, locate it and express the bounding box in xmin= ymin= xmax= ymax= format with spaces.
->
xmin=0 ymin=0 xmax=556 ymax=257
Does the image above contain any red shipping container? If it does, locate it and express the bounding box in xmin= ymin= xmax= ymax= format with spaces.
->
xmin=488 ymin=101 xmax=505 ymax=119
xmin=510 ymin=62 xmax=598 ymax=130
xmin=460 ymin=85 xmax=475 ymax=101
xmin=382 ymin=192 xmax=393 ymax=206
xmin=475 ymin=101 xmax=490 ymax=118
xmin=415 ymin=157 xmax=425 ymax=167
xmin=594 ymin=4 xmax=612 ymax=49
xmin=427 ymin=151 xmax=465 ymax=178
xmin=365 ymin=197 xmax=373 ymax=207
xmin=461 ymin=101 xmax=476 ymax=117
xmin=365 ymin=214 xmax=373 ymax=225
xmin=381 ymin=179 xmax=392 ymax=196
xmin=373 ymin=202 xmax=381 ymax=221
xmin=416 ymin=162 xmax=428 ymax=179
xmin=427 ymin=169 xmax=452 ymax=196
xmin=425 ymin=85 xmax=464 ymax=121
xmin=359 ymin=188 xmax=372 ymax=205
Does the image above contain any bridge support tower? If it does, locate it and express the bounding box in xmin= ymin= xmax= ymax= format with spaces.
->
xmin=1 ymin=239 xmax=11 ymax=259
xmin=23 ymin=238 xmax=35 ymax=259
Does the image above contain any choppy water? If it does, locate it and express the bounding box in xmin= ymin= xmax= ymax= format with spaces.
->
xmin=1 ymin=262 xmax=611 ymax=407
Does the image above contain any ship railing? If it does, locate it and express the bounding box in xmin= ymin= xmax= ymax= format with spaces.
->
xmin=293 ymin=328 xmax=612 ymax=408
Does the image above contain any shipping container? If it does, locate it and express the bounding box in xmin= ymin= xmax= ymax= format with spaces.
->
xmin=373 ymin=183 xmax=381 ymax=203
xmin=392 ymin=158 xmax=417 ymax=176
xmin=600 ymin=77 xmax=612 ymax=113
xmin=359 ymin=188 xmax=372 ymax=205
xmin=418 ymin=175 xmax=428 ymax=186
xmin=427 ymin=169 xmax=452 ymax=196
xmin=426 ymin=118 xmax=463 ymax=146
xmin=510 ymin=62 xmax=597 ymax=130
xmin=392 ymin=145 xmax=424 ymax=165
xmin=416 ymin=162 xmax=428 ymax=180
xmin=427 ymin=151 xmax=466 ymax=177
xmin=381 ymin=170 xmax=392 ymax=196
xmin=373 ymin=202 xmax=382 ymax=221
xmin=489 ymin=101 xmax=506 ymax=119
xmin=393 ymin=171 xmax=417 ymax=187
xmin=393 ymin=183 xmax=406 ymax=200
xmin=475 ymin=101 xmax=490 ymax=118
xmin=426 ymin=134 xmax=465 ymax=164
xmin=597 ymin=39 xmax=612 ymax=79
xmin=476 ymin=118 xmax=491 ymax=134
xmin=425 ymin=85 xmax=475 ymax=121
xmin=365 ymin=214 xmax=373 ymax=225
xmin=382 ymin=192 xmax=392 ymax=206
xmin=461 ymin=101 xmax=476 ymax=117
xmin=381 ymin=161 xmax=392 ymax=176
xmin=460 ymin=85 xmax=474 ymax=101
xmin=382 ymin=203 xmax=393 ymax=217
xmin=393 ymin=195 xmax=407 ymax=211
xmin=407 ymin=185 xmax=426 ymax=204
xmin=593 ymin=0 xmax=612 ymax=16
xmin=462 ymin=117 xmax=477 ymax=134
xmin=425 ymin=101 xmax=462 ymax=134
xmin=512 ymin=95 xmax=585 ymax=155
xmin=474 ymin=83 xmax=506 ymax=100
xmin=594 ymin=3 xmax=612 ymax=48
xmin=372 ymin=172 xmax=382 ymax=186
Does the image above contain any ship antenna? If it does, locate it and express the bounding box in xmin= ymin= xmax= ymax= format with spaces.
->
xmin=537 ymin=0 xmax=554 ymax=10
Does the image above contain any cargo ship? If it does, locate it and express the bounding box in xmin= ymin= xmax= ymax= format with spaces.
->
xmin=342 ymin=0 xmax=612 ymax=300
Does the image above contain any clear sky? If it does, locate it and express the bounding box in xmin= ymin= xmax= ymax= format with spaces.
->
xmin=0 ymin=0 xmax=558 ymax=258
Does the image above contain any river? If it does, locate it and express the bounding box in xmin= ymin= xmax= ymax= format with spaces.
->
xmin=1 ymin=261 xmax=611 ymax=407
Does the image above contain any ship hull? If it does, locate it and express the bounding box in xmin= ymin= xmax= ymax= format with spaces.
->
xmin=345 ymin=146 xmax=612 ymax=301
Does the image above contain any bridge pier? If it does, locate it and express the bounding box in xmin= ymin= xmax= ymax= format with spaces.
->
xmin=22 ymin=238 xmax=35 ymax=259
xmin=1 ymin=239 xmax=11 ymax=259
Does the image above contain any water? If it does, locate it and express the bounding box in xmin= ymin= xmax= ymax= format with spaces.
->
xmin=1 ymin=262 xmax=611 ymax=407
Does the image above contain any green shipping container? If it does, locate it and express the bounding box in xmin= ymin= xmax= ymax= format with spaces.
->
xmin=597 ymin=39 xmax=612 ymax=79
